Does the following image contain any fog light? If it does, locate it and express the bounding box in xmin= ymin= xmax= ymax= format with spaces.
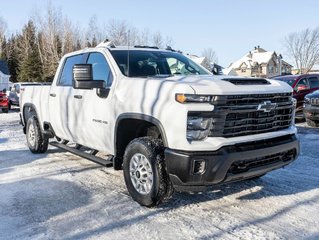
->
xmin=193 ymin=159 xmax=206 ymax=174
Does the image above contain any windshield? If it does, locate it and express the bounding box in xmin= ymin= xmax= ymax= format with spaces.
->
xmin=272 ymin=76 xmax=297 ymax=86
xmin=110 ymin=50 xmax=210 ymax=77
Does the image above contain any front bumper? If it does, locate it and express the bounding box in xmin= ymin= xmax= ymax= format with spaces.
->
xmin=165 ymin=134 xmax=299 ymax=191
xmin=303 ymin=104 xmax=319 ymax=121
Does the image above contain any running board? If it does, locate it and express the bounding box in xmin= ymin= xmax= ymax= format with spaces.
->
xmin=50 ymin=141 xmax=113 ymax=167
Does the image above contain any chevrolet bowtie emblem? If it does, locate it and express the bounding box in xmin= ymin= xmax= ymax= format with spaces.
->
xmin=257 ymin=101 xmax=277 ymax=112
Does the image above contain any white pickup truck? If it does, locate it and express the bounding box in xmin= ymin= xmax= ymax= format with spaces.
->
xmin=20 ymin=41 xmax=300 ymax=207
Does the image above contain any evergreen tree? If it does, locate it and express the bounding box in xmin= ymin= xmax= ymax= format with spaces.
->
xmin=17 ymin=20 xmax=43 ymax=82
xmin=6 ymin=35 xmax=19 ymax=82
xmin=0 ymin=36 xmax=7 ymax=59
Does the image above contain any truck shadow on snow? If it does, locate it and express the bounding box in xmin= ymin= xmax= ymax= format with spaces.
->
xmin=0 ymin=148 xmax=65 ymax=169
xmin=0 ymin=148 xmax=94 ymax=176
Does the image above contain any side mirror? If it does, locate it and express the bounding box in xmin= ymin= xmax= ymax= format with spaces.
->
xmin=296 ymin=84 xmax=307 ymax=92
xmin=72 ymin=64 xmax=105 ymax=89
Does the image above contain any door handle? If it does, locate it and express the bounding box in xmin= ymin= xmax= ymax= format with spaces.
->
xmin=50 ymin=93 xmax=56 ymax=97
xmin=74 ymin=95 xmax=82 ymax=99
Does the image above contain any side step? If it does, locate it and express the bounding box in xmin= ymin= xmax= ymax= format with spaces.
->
xmin=50 ymin=141 xmax=113 ymax=167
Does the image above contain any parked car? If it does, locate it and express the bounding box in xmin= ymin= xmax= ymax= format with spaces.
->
xmin=272 ymin=74 xmax=319 ymax=119
xmin=20 ymin=42 xmax=299 ymax=207
xmin=304 ymin=90 xmax=319 ymax=127
xmin=0 ymin=89 xmax=9 ymax=113
xmin=9 ymin=82 xmax=51 ymax=106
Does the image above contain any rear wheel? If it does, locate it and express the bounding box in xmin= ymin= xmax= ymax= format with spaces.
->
xmin=123 ymin=137 xmax=174 ymax=207
xmin=26 ymin=115 xmax=48 ymax=153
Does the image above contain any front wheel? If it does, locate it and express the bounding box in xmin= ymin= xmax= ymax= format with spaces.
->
xmin=26 ymin=115 xmax=49 ymax=153
xmin=123 ymin=137 xmax=174 ymax=207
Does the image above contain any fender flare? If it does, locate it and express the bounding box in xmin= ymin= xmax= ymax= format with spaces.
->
xmin=114 ymin=113 xmax=169 ymax=153
xmin=21 ymin=103 xmax=41 ymax=133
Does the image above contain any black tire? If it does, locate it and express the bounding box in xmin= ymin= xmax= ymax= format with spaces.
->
xmin=2 ymin=108 xmax=8 ymax=113
xmin=123 ymin=137 xmax=174 ymax=207
xmin=26 ymin=115 xmax=49 ymax=153
xmin=306 ymin=118 xmax=319 ymax=127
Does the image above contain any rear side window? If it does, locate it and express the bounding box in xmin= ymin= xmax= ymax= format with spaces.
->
xmin=308 ymin=77 xmax=319 ymax=89
xmin=87 ymin=52 xmax=113 ymax=86
xmin=58 ymin=54 xmax=85 ymax=86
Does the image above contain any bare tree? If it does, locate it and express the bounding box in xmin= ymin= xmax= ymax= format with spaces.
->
xmin=86 ymin=15 xmax=104 ymax=46
xmin=201 ymin=48 xmax=218 ymax=64
xmin=152 ymin=31 xmax=163 ymax=48
xmin=106 ymin=19 xmax=129 ymax=45
xmin=165 ymin=36 xmax=174 ymax=48
xmin=284 ymin=28 xmax=319 ymax=73
xmin=140 ymin=28 xmax=150 ymax=46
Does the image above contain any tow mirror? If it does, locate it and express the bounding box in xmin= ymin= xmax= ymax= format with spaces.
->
xmin=72 ymin=64 xmax=105 ymax=89
xmin=297 ymin=84 xmax=307 ymax=92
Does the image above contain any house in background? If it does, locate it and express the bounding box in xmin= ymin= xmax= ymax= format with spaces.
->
xmin=0 ymin=60 xmax=11 ymax=91
xmin=186 ymin=54 xmax=224 ymax=75
xmin=186 ymin=54 xmax=212 ymax=71
xmin=226 ymin=46 xmax=293 ymax=78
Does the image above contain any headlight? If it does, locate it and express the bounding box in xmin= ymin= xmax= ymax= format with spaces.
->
xmin=187 ymin=117 xmax=212 ymax=130
xmin=187 ymin=114 xmax=213 ymax=141
xmin=176 ymin=94 xmax=214 ymax=103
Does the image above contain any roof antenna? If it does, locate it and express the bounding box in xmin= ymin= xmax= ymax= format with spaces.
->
xmin=127 ymin=30 xmax=130 ymax=77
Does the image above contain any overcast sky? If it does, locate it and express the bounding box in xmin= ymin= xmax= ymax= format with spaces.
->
xmin=0 ymin=0 xmax=318 ymax=67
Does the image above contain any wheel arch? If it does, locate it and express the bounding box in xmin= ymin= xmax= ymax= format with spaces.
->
xmin=113 ymin=113 xmax=168 ymax=169
xmin=22 ymin=103 xmax=41 ymax=134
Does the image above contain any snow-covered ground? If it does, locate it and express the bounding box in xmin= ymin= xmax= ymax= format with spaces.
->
xmin=0 ymin=111 xmax=318 ymax=240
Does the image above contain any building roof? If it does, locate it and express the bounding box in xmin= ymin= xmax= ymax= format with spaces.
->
xmin=281 ymin=60 xmax=293 ymax=67
xmin=0 ymin=60 xmax=10 ymax=75
xmin=230 ymin=48 xmax=276 ymax=69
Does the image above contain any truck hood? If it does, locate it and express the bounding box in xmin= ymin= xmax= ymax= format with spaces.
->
xmin=158 ymin=75 xmax=293 ymax=95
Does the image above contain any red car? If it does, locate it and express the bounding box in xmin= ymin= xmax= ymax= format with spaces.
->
xmin=0 ymin=90 xmax=9 ymax=113
xmin=272 ymin=74 xmax=319 ymax=119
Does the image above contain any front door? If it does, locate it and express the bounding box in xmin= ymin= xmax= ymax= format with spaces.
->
xmin=49 ymin=53 xmax=86 ymax=141
xmin=68 ymin=51 xmax=115 ymax=152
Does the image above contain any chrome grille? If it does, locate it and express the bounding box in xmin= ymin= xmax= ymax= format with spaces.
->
xmin=208 ymin=93 xmax=293 ymax=138
xmin=310 ymin=98 xmax=319 ymax=106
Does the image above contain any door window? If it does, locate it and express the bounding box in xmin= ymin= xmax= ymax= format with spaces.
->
xmin=296 ymin=78 xmax=309 ymax=90
xmin=308 ymin=77 xmax=319 ymax=89
xmin=87 ymin=52 xmax=113 ymax=86
xmin=58 ymin=54 xmax=85 ymax=86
